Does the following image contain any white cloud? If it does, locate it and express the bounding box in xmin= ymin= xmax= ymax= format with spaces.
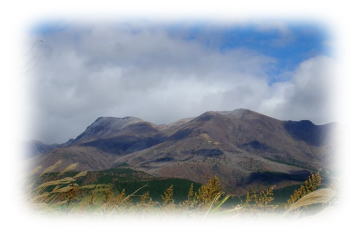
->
xmin=30 ymin=24 xmax=333 ymax=143
xmin=259 ymin=56 xmax=334 ymax=123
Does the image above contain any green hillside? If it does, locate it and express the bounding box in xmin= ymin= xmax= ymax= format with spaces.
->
xmin=35 ymin=167 xmax=202 ymax=203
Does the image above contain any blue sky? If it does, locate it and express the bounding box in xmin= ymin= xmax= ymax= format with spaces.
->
xmin=166 ymin=22 xmax=330 ymax=83
xmin=30 ymin=21 xmax=333 ymax=143
xmin=32 ymin=20 xmax=330 ymax=84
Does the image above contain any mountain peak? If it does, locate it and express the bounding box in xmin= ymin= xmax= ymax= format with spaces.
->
xmin=73 ymin=116 xmax=144 ymax=143
xmin=196 ymin=108 xmax=255 ymax=121
xmin=218 ymin=108 xmax=248 ymax=116
xmin=94 ymin=116 xmax=141 ymax=123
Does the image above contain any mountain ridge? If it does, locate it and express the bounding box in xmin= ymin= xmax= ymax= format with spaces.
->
xmin=30 ymin=108 xmax=334 ymax=194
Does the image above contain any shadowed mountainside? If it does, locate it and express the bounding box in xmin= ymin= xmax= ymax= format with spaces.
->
xmin=31 ymin=108 xmax=334 ymax=194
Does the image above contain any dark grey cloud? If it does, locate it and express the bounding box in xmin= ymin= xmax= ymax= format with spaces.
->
xmin=29 ymin=24 xmax=333 ymax=143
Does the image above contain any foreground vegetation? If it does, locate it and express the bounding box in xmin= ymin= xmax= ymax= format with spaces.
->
xmin=28 ymin=164 xmax=335 ymax=216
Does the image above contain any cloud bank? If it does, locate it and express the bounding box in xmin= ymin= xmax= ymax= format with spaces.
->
xmin=30 ymin=23 xmax=334 ymax=143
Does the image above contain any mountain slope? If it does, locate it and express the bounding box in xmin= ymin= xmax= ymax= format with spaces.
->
xmin=32 ymin=146 xmax=117 ymax=172
xmin=32 ymin=109 xmax=333 ymax=194
xmin=113 ymin=109 xmax=332 ymax=194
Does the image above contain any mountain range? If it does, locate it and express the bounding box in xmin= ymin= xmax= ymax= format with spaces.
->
xmin=30 ymin=108 xmax=334 ymax=194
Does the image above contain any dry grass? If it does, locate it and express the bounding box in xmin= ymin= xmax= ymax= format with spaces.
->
xmin=36 ymin=177 xmax=76 ymax=191
xmin=194 ymin=176 xmax=224 ymax=207
xmin=161 ymin=185 xmax=174 ymax=205
xmin=287 ymin=173 xmax=322 ymax=205
xmin=40 ymin=160 xmax=63 ymax=176
xmin=58 ymin=163 xmax=78 ymax=176
xmin=73 ymin=171 xmax=88 ymax=178
xmin=286 ymin=188 xmax=335 ymax=212
xmin=243 ymin=185 xmax=276 ymax=210
xmin=29 ymin=165 xmax=334 ymax=216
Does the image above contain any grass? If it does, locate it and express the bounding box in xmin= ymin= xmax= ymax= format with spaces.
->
xmin=58 ymin=163 xmax=78 ymax=176
xmin=40 ymin=160 xmax=63 ymax=176
xmin=286 ymin=188 xmax=335 ymax=213
xmin=29 ymin=162 xmax=335 ymax=216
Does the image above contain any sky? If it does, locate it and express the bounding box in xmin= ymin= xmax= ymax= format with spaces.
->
xmin=29 ymin=20 xmax=334 ymax=144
